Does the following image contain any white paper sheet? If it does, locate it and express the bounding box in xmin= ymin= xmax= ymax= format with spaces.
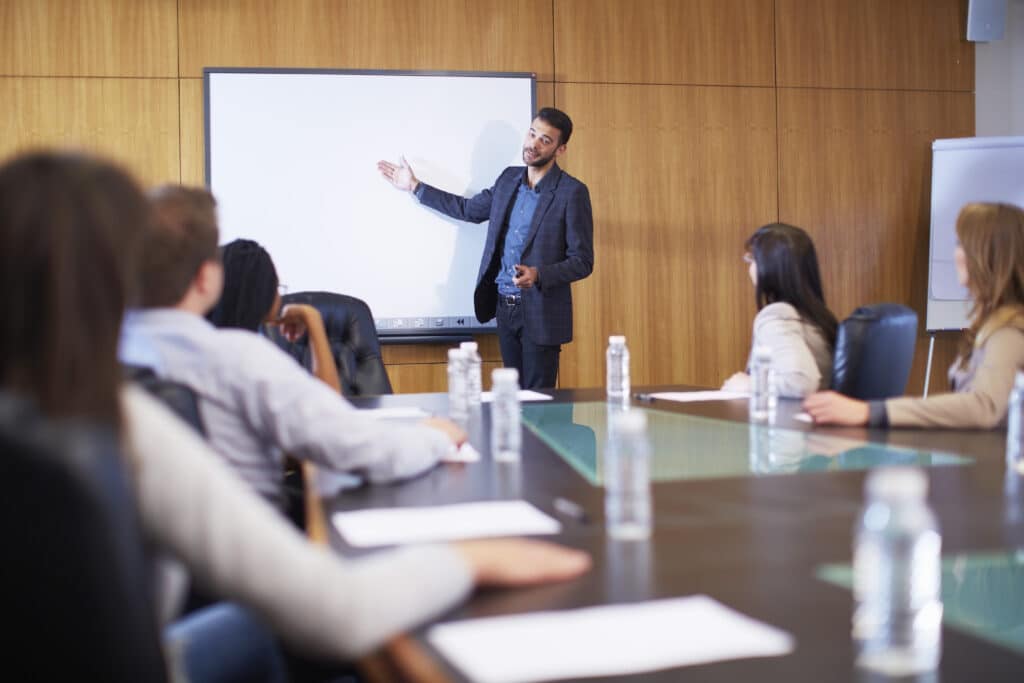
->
xmin=359 ymin=406 xmax=432 ymax=420
xmin=481 ymin=390 xmax=553 ymax=403
xmin=648 ymin=390 xmax=749 ymax=403
xmin=428 ymin=595 xmax=794 ymax=683
xmin=332 ymin=500 xmax=560 ymax=547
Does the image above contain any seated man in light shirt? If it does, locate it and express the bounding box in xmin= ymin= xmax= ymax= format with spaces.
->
xmin=120 ymin=185 xmax=464 ymax=507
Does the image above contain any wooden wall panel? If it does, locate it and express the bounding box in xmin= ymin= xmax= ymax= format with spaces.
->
xmin=382 ymin=335 xmax=501 ymax=365
xmin=554 ymin=0 xmax=775 ymax=86
xmin=555 ymin=82 xmax=778 ymax=391
xmin=776 ymin=0 xmax=973 ymax=91
xmin=179 ymin=0 xmax=554 ymax=80
xmin=777 ymin=88 xmax=974 ymax=394
xmin=386 ymin=360 xmax=502 ymax=394
xmin=0 ymin=77 xmax=180 ymax=185
xmin=179 ymin=78 xmax=205 ymax=186
xmin=0 ymin=0 xmax=177 ymax=77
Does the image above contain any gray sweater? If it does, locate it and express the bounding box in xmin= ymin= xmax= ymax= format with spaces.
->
xmin=122 ymin=386 xmax=473 ymax=662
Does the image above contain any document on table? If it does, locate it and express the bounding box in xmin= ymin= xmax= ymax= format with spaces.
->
xmin=428 ymin=595 xmax=795 ymax=683
xmin=359 ymin=406 xmax=432 ymax=420
xmin=332 ymin=500 xmax=561 ymax=547
xmin=648 ymin=390 xmax=749 ymax=403
xmin=481 ymin=390 xmax=553 ymax=403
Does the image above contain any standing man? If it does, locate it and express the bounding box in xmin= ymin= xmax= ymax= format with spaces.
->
xmin=377 ymin=108 xmax=594 ymax=389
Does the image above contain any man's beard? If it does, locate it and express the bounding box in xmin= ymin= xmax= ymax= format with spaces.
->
xmin=523 ymin=147 xmax=556 ymax=168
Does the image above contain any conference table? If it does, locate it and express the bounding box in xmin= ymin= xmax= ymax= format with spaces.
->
xmin=306 ymin=386 xmax=1024 ymax=682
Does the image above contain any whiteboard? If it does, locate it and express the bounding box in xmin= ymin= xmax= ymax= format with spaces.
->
xmin=205 ymin=69 xmax=536 ymax=337
xmin=927 ymin=136 xmax=1024 ymax=331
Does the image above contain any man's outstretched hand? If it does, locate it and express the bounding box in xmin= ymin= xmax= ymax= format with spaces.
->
xmin=376 ymin=156 xmax=419 ymax=192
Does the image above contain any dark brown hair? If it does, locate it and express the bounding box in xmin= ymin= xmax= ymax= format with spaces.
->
xmin=536 ymin=107 xmax=573 ymax=146
xmin=746 ymin=222 xmax=838 ymax=349
xmin=206 ymin=238 xmax=279 ymax=332
xmin=0 ymin=151 xmax=149 ymax=428
xmin=140 ymin=185 xmax=220 ymax=307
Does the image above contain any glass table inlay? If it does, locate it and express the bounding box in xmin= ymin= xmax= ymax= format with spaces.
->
xmin=521 ymin=402 xmax=972 ymax=486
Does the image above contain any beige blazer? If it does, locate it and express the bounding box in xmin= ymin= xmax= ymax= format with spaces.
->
xmin=886 ymin=326 xmax=1024 ymax=428
xmin=748 ymin=302 xmax=833 ymax=398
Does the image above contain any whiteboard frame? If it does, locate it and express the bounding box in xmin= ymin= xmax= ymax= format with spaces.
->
xmin=203 ymin=67 xmax=537 ymax=341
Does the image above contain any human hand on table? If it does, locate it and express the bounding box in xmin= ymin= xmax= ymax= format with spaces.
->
xmin=454 ymin=538 xmax=591 ymax=586
xmin=802 ymin=391 xmax=870 ymax=426
xmin=721 ymin=372 xmax=751 ymax=393
xmin=422 ymin=417 xmax=468 ymax=447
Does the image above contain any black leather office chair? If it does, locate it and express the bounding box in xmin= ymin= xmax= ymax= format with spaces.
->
xmin=270 ymin=291 xmax=393 ymax=397
xmin=123 ymin=364 xmax=207 ymax=436
xmin=831 ymin=303 xmax=918 ymax=400
xmin=0 ymin=392 xmax=168 ymax=682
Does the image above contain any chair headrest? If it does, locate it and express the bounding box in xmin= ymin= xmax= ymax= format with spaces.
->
xmin=831 ymin=303 xmax=918 ymax=400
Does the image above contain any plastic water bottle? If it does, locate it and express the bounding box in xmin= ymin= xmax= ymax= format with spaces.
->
xmin=853 ymin=467 xmax=942 ymax=675
xmin=604 ymin=410 xmax=651 ymax=540
xmin=447 ymin=348 xmax=468 ymax=420
xmin=490 ymin=368 xmax=521 ymax=462
xmin=460 ymin=341 xmax=483 ymax=408
xmin=606 ymin=335 xmax=630 ymax=404
xmin=749 ymin=345 xmax=777 ymax=422
xmin=1007 ymin=370 xmax=1024 ymax=471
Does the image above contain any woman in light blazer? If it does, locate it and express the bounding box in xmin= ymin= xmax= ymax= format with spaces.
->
xmin=722 ymin=223 xmax=838 ymax=399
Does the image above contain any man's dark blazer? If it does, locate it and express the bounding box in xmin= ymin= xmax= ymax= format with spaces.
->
xmin=416 ymin=163 xmax=594 ymax=346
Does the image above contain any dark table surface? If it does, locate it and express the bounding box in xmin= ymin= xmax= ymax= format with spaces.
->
xmin=320 ymin=386 xmax=1024 ymax=682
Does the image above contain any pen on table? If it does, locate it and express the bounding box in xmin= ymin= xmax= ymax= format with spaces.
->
xmin=633 ymin=392 xmax=655 ymax=402
xmin=553 ymin=497 xmax=590 ymax=524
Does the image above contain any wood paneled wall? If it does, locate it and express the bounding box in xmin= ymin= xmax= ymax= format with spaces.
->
xmin=0 ymin=0 xmax=973 ymax=395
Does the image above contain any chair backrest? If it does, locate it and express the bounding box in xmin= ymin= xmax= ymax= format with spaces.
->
xmin=0 ymin=392 xmax=168 ymax=681
xmin=270 ymin=291 xmax=393 ymax=397
xmin=831 ymin=303 xmax=918 ymax=400
xmin=123 ymin=364 xmax=207 ymax=436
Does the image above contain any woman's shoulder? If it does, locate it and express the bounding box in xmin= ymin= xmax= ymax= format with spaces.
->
xmin=981 ymin=324 xmax=1024 ymax=353
xmin=755 ymin=301 xmax=801 ymax=322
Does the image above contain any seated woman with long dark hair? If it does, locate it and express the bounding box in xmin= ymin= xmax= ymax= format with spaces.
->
xmin=722 ymin=223 xmax=838 ymax=398
xmin=207 ymin=238 xmax=341 ymax=391
xmin=0 ymin=150 xmax=590 ymax=676
xmin=805 ymin=202 xmax=1024 ymax=428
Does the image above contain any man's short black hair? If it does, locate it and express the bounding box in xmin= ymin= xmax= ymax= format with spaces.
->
xmin=536 ymin=107 xmax=573 ymax=146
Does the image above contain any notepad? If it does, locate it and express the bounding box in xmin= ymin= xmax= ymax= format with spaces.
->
xmin=359 ymin=406 xmax=432 ymax=420
xmin=428 ymin=595 xmax=795 ymax=683
xmin=481 ymin=390 xmax=553 ymax=403
xmin=649 ymin=390 xmax=749 ymax=403
xmin=332 ymin=500 xmax=561 ymax=547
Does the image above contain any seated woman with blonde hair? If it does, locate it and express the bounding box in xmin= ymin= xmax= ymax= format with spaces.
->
xmin=805 ymin=202 xmax=1024 ymax=428
xmin=722 ymin=223 xmax=838 ymax=398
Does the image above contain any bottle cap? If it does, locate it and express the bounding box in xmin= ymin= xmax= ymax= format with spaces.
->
xmin=612 ymin=409 xmax=647 ymax=433
xmin=609 ymin=335 xmax=626 ymax=345
xmin=460 ymin=341 xmax=479 ymax=353
xmin=865 ymin=467 xmax=928 ymax=501
xmin=492 ymin=367 xmax=520 ymax=387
